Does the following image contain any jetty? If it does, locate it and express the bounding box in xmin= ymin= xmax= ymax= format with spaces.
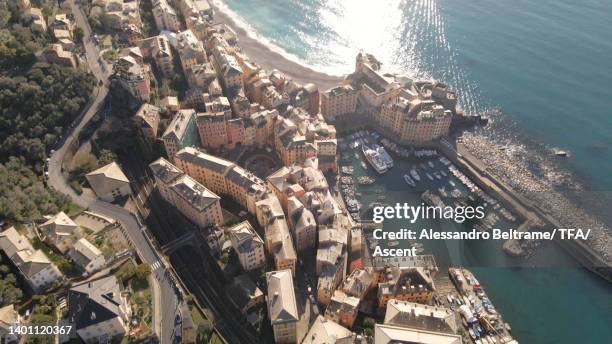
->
xmin=438 ymin=139 xmax=612 ymax=283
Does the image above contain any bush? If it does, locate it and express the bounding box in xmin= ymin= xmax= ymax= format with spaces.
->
xmin=69 ymin=180 xmax=83 ymax=195
xmin=135 ymin=263 xmax=151 ymax=281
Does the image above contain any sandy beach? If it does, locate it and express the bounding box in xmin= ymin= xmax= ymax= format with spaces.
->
xmin=210 ymin=2 xmax=344 ymax=91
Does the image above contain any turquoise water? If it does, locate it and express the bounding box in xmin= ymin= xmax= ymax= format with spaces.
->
xmin=218 ymin=0 xmax=612 ymax=342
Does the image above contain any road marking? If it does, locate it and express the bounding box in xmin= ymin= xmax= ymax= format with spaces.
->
xmin=151 ymin=261 xmax=162 ymax=271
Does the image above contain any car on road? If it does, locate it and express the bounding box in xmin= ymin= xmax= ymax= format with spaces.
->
xmin=175 ymin=314 xmax=182 ymax=326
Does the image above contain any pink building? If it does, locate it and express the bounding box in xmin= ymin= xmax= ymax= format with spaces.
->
xmin=227 ymin=118 xmax=245 ymax=148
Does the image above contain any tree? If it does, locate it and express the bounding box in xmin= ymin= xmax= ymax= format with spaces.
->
xmin=196 ymin=321 xmax=213 ymax=344
xmin=363 ymin=316 xmax=376 ymax=330
xmin=97 ymin=148 xmax=117 ymax=166
xmin=0 ymin=157 xmax=69 ymax=221
xmin=115 ymin=261 xmax=136 ymax=282
xmin=73 ymin=27 xmax=84 ymax=43
xmin=135 ymin=263 xmax=151 ymax=281
xmin=0 ymin=267 xmax=23 ymax=306
xmin=0 ymin=64 xmax=95 ymax=166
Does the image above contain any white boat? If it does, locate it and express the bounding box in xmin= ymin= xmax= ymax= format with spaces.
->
xmin=428 ymin=161 xmax=435 ymax=168
xmin=440 ymin=170 xmax=447 ymax=177
xmin=388 ymin=240 xmax=399 ymax=247
xmin=404 ymin=174 xmax=416 ymax=187
xmin=361 ymin=161 xmax=368 ymax=170
xmin=449 ymin=180 xmax=456 ymax=187
xmin=434 ymin=172 xmax=442 ymax=180
xmin=373 ymin=144 xmax=394 ymax=169
xmin=411 ymin=242 xmax=424 ymax=254
xmin=426 ymin=173 xmax=434 ymax=181
xmin=410 ymin=169 xmax=421 ymax=181
xmin=362 ymin=144 xmax=388 ymax=174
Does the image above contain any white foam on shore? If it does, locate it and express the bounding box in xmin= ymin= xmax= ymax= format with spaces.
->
xmin=213 ymin=2 xmax=612 ymax=262
xmin=211 ymin=0 xmax=347 ymax=77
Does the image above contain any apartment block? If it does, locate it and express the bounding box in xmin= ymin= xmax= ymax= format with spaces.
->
xmin=173 ymin=147 xmax=267 ymax=215
xmin=228 ymin=221 xmax=265 ymax=271
xmin=132 ymin=103 xmax=161 ymax=140
xmin=377 ymin=267 xmax=435 ymax=308
xmin=176 ymin=30 xmax=208 ymax=72
xmin=266 ymin=270 xmax=299 ymax=344
xmin=152 ymin=0 xmax=180 ymax=32
xmin=321 ymin=85 xmax=358 ymax=121
xmin=149 ymin=158 xmax=223 ymax=228
xmin=286 ymin=196 xmax=316 ymax=252
xmin=112 ymin=54 xmax=151 ymax=103
xmin=324 ymin=290 xmax=360 ymax=329
xmin=139 ymin=35 xmax=174 ymax=77
xmin=196 ymin=111 xmax=228 ymax=148
xmin=162 ymin=109 xmax=199 ymax=158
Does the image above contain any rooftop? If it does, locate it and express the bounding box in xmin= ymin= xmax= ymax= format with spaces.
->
xmin=86 ymin=162 xmax=129 ymax=183
xmin=266 ymin=270 xmax=298 ymax=324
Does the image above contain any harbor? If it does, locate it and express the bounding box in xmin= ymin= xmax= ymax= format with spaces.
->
xmin=445 ymin=268 xmax=517 ymax=344
xmin=337 ymin=128 xmax=524 ymax=259
xmin=336 ymin=127 xmax=612 ymax=343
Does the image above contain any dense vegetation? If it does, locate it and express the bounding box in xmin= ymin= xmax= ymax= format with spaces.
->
xmin=0 ymin=157 xmax=69 ymax=222
xmin=0 ymin=64 xmax=96 ymax=166
xmin=0 ymin=5 xmax=95 ymax=223
xmin=0 ymin=255 xmax=23 ymax=306
xmin=0 ymin=1 xmax=51 ymax=70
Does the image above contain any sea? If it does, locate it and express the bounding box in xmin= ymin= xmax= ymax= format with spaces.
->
xmin=215 ymin=0 xmax=612 ymax=342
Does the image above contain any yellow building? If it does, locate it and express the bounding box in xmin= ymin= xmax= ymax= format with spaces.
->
xmin=173 ymin=147 xmax=267 ymax=215
xmin=197 ymin=111 xmax=228 ymax=148
xmin=321 ymin=85 xmax=358 ymax=121
xmin=266 ymin=270 xmax=299 ymax=344
xmin=149 ymin=157 xmax=223 ymax=228
xmin=378 ymin=97 xmax=452 ymax=144
xmin=377 ymin=267 xmax=435 ymax=308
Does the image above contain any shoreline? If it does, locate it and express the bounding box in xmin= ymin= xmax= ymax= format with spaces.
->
xmin=210 ymin=1 xmax=344 ymax=91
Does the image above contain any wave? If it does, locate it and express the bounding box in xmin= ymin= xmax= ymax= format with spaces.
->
xmin=211 ymin=0 xmax=347 ymax=77
xmin=212 ymin=0 xmax=611 ymax=260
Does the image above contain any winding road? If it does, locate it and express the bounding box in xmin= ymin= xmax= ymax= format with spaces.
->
xmin=45 ymin=2 xmax=179 ymax=343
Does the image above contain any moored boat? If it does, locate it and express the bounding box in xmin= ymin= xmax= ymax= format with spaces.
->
xmin=404 ymin=174 xmax=416 ymax=187
xmin=357 ymin=176 xmax=375 ymax=185
xmin=362 ymin=144 xmax=388 ymax=174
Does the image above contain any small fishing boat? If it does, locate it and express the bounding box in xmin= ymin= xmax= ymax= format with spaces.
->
xmin=404 ymin=174 xmax=416 ymax=187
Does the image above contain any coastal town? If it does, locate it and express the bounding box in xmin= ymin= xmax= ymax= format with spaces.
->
xmin=0 ymin=1 xmax=609 ymax=344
